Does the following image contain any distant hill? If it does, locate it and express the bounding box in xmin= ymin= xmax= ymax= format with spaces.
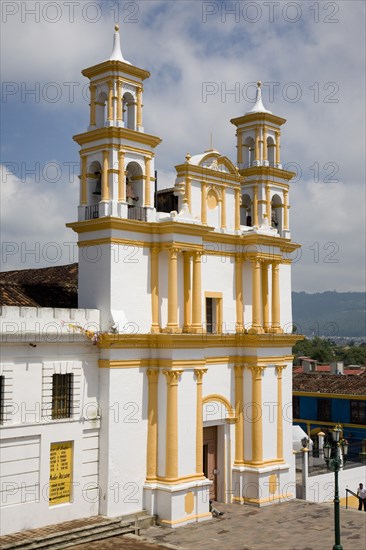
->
xmin=292 ymin=291 xmax=366 ymax=338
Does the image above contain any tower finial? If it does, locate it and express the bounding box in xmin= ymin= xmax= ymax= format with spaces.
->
xmin=245 ymin=80 xmax=272 ymax=115
xmin=108 ymin=23 xmax=131 ymax=64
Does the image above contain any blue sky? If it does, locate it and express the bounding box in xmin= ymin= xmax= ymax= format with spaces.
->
xmin=1 ymin=0 xmax=365 ymax=292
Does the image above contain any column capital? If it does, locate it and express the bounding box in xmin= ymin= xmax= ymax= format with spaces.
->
xmin=275 ymin=364 xmax=287 ymax=377
xmin=248 ymin=365 xmax=266 ymax=379
xmin=194 ymin=368 xmax=208 ymax=383
xmin=235 ymin=253 xmax=243 ymax=264
xmin=193 ymin=250 xmax=203 ymax=260
xmin=146 ymin=368 xmax=160 ymax=382
xmin=234 ymin=364 xmax=245 ymax=376
xmin=169 ymin=246 xmax=179 ymax=258
xmin=163 ymin=370 xmax=183 ymax=386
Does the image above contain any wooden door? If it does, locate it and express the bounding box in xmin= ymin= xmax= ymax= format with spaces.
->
xmin=203 ymin=426 xmax=217 ymax=500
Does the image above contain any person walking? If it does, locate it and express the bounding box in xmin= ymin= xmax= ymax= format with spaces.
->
xmin=356 ymin=483 xmax=366 ymax=511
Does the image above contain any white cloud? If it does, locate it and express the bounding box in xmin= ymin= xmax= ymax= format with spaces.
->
xmin=1 ymin=0 xmax=365 ymax=291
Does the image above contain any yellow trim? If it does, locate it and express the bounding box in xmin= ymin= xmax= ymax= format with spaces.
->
xmin=202 ymin=394 xmax=236 ymax=421
xmin=150 ymin=247 xmax=160 ymax=333
xmin=136 ymin=86 xmax=143 ymax=128
xmin=118 ymin=150 xmax=125 ymax=202
xmin=80 ymin=155 xmax=87 ymax=206
xmin=253 ymin=185 xmax=259 ymax=226
xmin=249 ymin=259 xmax=264 ymax=334
xmin=234 ymin=188 xmax=240 ymax=231
xmin=234 ymin=366 xmax=244 ymax=463
xmin=166 ymin=248 xmax=179 ymax=332
xmin=146 ymin=369 xmax=159 ymax=481
xmin=98 ymin=333 xmax=302 ymax=350
xmin=276 ymin=365 xmax=286 ymax=460
xmin=163 ymin=370 xmax=183 ymax=479
xmin=73 ymin=126 xmax=162 ymax=149
xmin=89 ymin=85 xmax=96 ymax=127
xmin=201 ymin=182 xmax=207 ymax=224
xmin=235 ymin=256 xmax=244 ymax=331
xmin=261 ymin=262 xmax=269 ymax=332
xmin=249 ymin=366 xmax=265 ymax=463
xmin=82 ymin=59 xmax=150 ymax=81
xmin=98 ymin=356 xmax=293 ymax=369
xmin=160 ymin=512 xmax=212 ymax=526
xmin=231 ymin=111 xmax=286 ymax=127
xmin=195 ymin=368 xmax=208 ymax=474
xmin=144 ymin=156 xmax=151 ymax=207
xmin=233 ymin=493 xmax=293 ymax=505
xmin=293 ymin=392 xmax=366 ymax=401
xmin=102 ymin=150 xmax=109 ymax=201
xmin=220 ymin=187 xmax=227 ymax=229
xmin=191 ymin=251 xmax=203 ymax=332
xmin=270 ymin=261 xmax=283 ymax=333
xmin=183 ymin=252 xmax=192 ymax=332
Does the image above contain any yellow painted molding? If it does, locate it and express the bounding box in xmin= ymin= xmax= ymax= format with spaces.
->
xmin=233 ymin=493 xmax=293 ymax=505
xmin=98 ymin=355 xmax=293 ymax=369
xmin=203 ymin=393 xmax=236 ymax=420
xmin=82 ymin=59 xmax=150 ymax=81
xmin=160 ymin=512 xmax=212 ymax=525
xmin=73 ymin=126 xmax=162 ymax=149
xmin=293 ymin=392 xmax=366 ymax=401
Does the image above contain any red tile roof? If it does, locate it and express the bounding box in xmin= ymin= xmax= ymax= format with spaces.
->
xmin=293 ymin=372 xmax=366 ymax=396
xmin=0 ymin=264 xmax=78 ymax=308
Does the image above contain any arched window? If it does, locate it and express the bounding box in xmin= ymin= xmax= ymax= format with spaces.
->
xmin=95 ymin=91 xmax=107 ymax=128
xmin=271 ymin=194 xmax=282 ymax=232
xmin=125 ymin=161 xmax=143 ymax=207
xmin=123 ymin=92 xmax=135 ymax=130
xmin=267 ymin=136 xmax=275 ymax=166
xmin=244 ymin=137 xmax=255 ymax=167
xmin=241 ymin=193 xmax=252 ymax=226
xmin=87 ymin=161 xmax=102 ymax=205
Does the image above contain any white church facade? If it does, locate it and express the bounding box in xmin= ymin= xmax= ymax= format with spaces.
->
xmin=0 ymin=26 xmax=302 ymax=535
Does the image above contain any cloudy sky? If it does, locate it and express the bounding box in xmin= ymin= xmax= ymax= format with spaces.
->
xmin=1 ymin=0 xmax=365 ymax=292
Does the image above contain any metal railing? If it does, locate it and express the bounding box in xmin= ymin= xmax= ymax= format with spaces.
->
xmin=128 ymin=205 xmax=147 ymax=221
xmin=345 ymin=488 xmax=359 ymax=509
xmin=85 ymin=204 xmax=99 ymax=220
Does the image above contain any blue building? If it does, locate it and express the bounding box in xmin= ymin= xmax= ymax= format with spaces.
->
xmin=293 ymin=373 xmax=366 ymax=460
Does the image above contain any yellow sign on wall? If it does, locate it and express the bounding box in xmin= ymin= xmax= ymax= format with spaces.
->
xmin=49 ymin=441 xmax=73 ymax=505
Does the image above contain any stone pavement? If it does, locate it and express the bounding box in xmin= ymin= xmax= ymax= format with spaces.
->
xmin=2 ymin=500 xmax=365 ymax=550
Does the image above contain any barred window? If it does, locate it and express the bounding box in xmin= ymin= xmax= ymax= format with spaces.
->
xmin=350 ymin=400 xmax=366 ymax=425
xmin=52 ymin=374 xmax=73 ymax=419
xmin=317 ymin=398 xmax=332 ymax=422
xmin=0 ymin=375 xmax=4 ymax=424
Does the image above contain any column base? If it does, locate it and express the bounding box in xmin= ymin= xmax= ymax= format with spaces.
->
xmin=268 ymin=327 xmax=284 ymax=334
xmin=248 ymin=325 xmax=265 ymax=335
xmin=143 ymin=478 xmax=211 ymax=528
xmin=150 ymin=325 xmax=160 ymax=334
xmin=162 ymin=325 xmax=182 ymax=334
xmin=190 ymin=325 xmax=203 ymax=334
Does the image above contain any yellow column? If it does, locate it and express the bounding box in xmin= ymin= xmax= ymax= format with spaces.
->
xmin=144 ymin=156 xmax=151 ymax=207
xmin=118 ymin=150 xmax=125 ymax=202
xmin=183 ymin=252 xmax=191 ymax=332
xmin=191 ymin=251 xmax=202 ymax=333
xmin=220 ymin=187 xmax=226 ymax=229
xmin=89 ymin=85 xmax=96 ymax=127
xmin=101 ymin=150 xmax=109 ymax=202
xmin=137 ymin=87 xmax=143 ymax=128
xmin=275 ymin=365 xmax=286 ymax=461
xmin=163 ymin=370 xmax=183 ymax=480
xmin=255 ymin=127 xmax=260 ymax=162
xmin=195 ymin=368 xmax=208 ymax=475
xmin=271 ymin=261 xmax=283 ymax=333
xmin=234 ymin=365 xmax=244 ymax=464
xmin=146 ymin=369 xmax=159 ymax=481
xmin=80 ymin=155 xmax=87 ymax=205
xmin=283 ymin=190 xmax=289 ymax=230
xmin=235 ymin=255 xmax=243 ymax=332
xmin=275 ymin=132 xmax=280 ymax=164
xmin=253 ymin=185 xmax=258 ymax=226
xmin=201 ymin=182 xmax=207 ymax=224
xmin=249 ymin=366 xmax=264 ymax=464
xmin=249 ymin=259 xmax=263 ymax=334
xmin=151 ymin=246 xmax=160 ymax=333
xmin=184 ymin=178 xmax=192 ymax=211
xmin=234 ymin=188 xmax=240 ymax=231
xmin=261 ymin=262 xmax=270 ymax=332
xmin=237 ymin=130 xmax=243 ymax=165
xmin=107 ymin=81 xmax=114 ymax=122
xmin=117 ymin=79 xmax=123 ymax=122
xmin=262 ymin=126 xmax=267 ymax=161
xmin=166 ymin=247 xmax=179 ymax=332
xmin=266 ymin=184 xmax=271 ymax=222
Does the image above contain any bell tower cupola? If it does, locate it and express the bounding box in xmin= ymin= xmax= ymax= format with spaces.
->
xmin=73 ymin=25 xmax=162 ymax=222
xmin=231 ymin=82 xmax=295 ymax=238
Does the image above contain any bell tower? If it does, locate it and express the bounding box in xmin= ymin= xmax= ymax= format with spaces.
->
xmin=231 ymin=82 xmax=294 ymax=238
xmin=74 ymin=25 xmax=161 ymax=222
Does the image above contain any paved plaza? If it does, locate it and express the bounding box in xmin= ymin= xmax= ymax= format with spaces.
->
xmin=73 ymin=499 xmax=366 ymax=550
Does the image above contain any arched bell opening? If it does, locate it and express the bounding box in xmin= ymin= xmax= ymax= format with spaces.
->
xmin=125 ymin=161 xmax=143 ymax=207
xmin=267 ymin=136 xmax=275 ymax=166
xmin=95 ymin=91 xmax=107 ymax=128
xmin=87 ymin=161 xmax=102 ymax=205
xmin=271 ymin=193 xmax=283 ymax=233
xmin=123 ymin=92 xmax=136 ymax=130
xmin=244 ymin=137 xmax=255 ymax=168
xmin=241 ymin=193 xmax=252 ymax=226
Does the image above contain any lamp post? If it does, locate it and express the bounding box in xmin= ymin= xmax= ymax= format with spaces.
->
xmin=323 ymin=424 xmax=348 ymax=550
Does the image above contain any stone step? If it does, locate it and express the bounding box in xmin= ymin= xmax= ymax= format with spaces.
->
xmin=1 ymin=521 xmax=134 ymax=550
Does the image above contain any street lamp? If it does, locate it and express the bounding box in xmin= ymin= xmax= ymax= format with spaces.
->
xmin=323 ymin=424 xmax=348 ymax=550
